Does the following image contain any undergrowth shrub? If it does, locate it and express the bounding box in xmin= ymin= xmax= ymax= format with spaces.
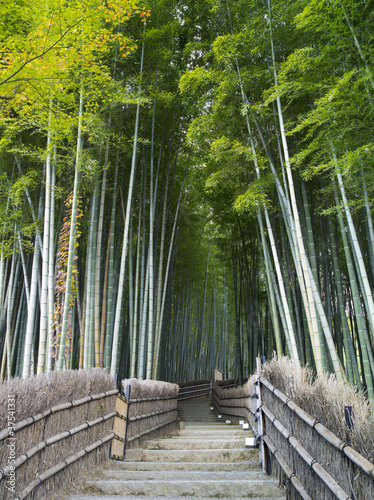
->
xmin=0 ymin=368 xmax=116 ymax=429
xmin=262 ymin=356 xmax=374 ymax=462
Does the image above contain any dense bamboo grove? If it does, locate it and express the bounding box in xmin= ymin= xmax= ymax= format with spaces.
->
xmin=0 ymin=0 xmax=374 ymax=401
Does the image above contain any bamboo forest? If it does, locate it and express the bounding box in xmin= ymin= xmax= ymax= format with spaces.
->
xmin=1 ymin=0 xmax=374 ymax=401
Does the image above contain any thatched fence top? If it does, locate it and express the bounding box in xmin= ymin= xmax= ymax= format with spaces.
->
xmin=0 ymin=387 xmax=118 ymax=500
xmin=211 ymin=377 xmax=258 ymax=440
xmin=255 ymin=359 xmax=374 ymax=500
xmin=111 ymin=378 xmax=179 ymax=460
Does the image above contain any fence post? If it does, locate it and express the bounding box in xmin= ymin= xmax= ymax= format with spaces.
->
xmin=345 ymin=405 xmax=354 ymax=445
xmin=110 ymin=384 xmax=131 ymax=460
xmin=256 ymin=357 xmax=268 ymax=474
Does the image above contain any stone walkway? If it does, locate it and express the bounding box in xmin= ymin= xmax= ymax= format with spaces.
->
xmin=67 ymin=396 xmax=285 ymax=499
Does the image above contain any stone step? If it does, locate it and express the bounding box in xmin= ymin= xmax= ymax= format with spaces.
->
xmin=178 ymin=414 xmax=218 ymax=419
xmin=85 ymin=478 xmax=285 ymax=497
xmin=178 ymin=415 xmax=217 ymax=419
xmin=177 ymin=430 xmax=248 ymax=437
xmin=124 ymin=447 xmax=258 ymax=463
xmin=114 ymin=460 xmax=259 ymax=471
xmin=70 ymin=496 xmax=286 ymax=500
xmin=64 ymin=396 xmax=285 ymax=500
xmin=179 ymin=416 xmax=215 ymax=419
xmin=168 ymin=434 xmax=250 ymax=441
xmin=144 ymin=438 xmax=247 ymax=450
xmin=178 ymin=425 xmax=246 ymax=431
xmin=181 ymin=424 xmax=239 ymax=429
xmin=101 ymin=469 xmax=266 ymax=481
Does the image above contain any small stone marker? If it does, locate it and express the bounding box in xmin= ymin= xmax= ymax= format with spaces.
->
xmin=210 ymin=407 xmax=214 ymax=411
xmin=242 ymin=422 xmax=249 ymax=430
xmin=239 ymin=420 xmax=244 ymax=425
xmin=225 ymin=420 xmax=231 ymax=424
xmin=245 ymin=437 xmax=256 ymax=448
xmin=218 ymin=415 xmax=222 ymax=419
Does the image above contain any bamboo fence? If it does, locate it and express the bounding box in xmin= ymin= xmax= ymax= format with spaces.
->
xmin=111 ymin=380 xmax=179 ymax=460
xmin=0 ymin=388 xmax=118 ymax=500
xmin=256 ymin=359 xmax=374 ymax=500
xmin=211 ymin=378 xmax=258 ymax=438
xmin=177 ymin=380 xmax=212 ymax=400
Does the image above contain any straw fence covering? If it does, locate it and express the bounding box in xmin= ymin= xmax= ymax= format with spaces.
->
xmin=0 ymin=369 xmax=117 ymax=500
xmin=211 ymin=377 xmax=258 ymax=433
xmin=111 ymin=379 xmax=179 ymax=459
xmin=259 ymin=357 xmax=374 ymax=500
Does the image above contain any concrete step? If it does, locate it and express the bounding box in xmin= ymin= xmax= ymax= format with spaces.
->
xmin=175 ymin=428 xmax=247 ymax=433
xmin=124 ymin=447 xmax=258 ymax=463
xmin=85 ymin=478 xmax=285 ymax=497
xmin=165 ymin=435 xmax=249 ymax=442
xmin=181 ymin=424 xmax=240 ymax=429
xmin=65 ymin=395 xmax=285 ymax=500
xmin=144 ymin=438 xmax=246 ymax=449
xmin=70 ymin=496 xmax=286 ymax=500
xmin=114 ymin=460 xmax=259 ymax=471
xmin=101 ymin=469 xmax=267 ymax=481
xmin=177 ymin=430 xmax=248 ymax=437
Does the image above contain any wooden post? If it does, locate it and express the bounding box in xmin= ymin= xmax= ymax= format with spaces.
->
xmin=110 ymin=385 xmax=131 ymax=460
xmin=256 ymin=357 xmax=268 ymax=474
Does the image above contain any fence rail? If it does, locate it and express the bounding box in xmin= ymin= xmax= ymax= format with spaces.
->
xmin=177 ymin=381 xmax=212 ymax=400
xmin=256 ymin=359 xmax=374 ymax=500
xmin=210 ymin=379 xmax=259 ymax=442
xmin=111 ymin=383 xmax=178 ymax=460
xmin=0 ymin=389 xmax=118 ymax=500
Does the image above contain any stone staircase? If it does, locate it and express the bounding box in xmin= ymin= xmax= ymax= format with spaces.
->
xmin=68 ymin=396 xmax=285 ymax=499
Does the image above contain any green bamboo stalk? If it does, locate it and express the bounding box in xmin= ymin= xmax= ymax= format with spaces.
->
xmin=47 ymin=156 xmax=56 ymax=373
xmin=6 ymin=243 xmax=17 ymax=380
xmin=95 ymin=123 xmax=110 ymax=367
xmin=154 ymin=153 xmax=190 ymax=378
xmin=110 ymin=31 xmax=145 ymax=376
xmin=329 ymin=215 xmax=359 ymax=386
xmin=146 ymin=101 xmax=156 ymax=380
xmin=104 ymin=138 xmax=120 ymax=369
xmin=17 ymin=231 xmax=30 ymax=308
xmin=335 ymin=156 xmax=374 ymax=346
xmin=22 ymin=238 xmax=40 ymax=378
xmin=57 ymin=84 xmax=84 ymax=371
xmin=334 ymin=186 xmax=373 ymax=398
xmin=37 ymin=104 xmax=53 ymax=374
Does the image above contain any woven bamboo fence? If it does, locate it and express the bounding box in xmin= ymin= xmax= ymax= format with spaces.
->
xmin=0 ymin=388 xmax=118 ymax=500
xmin=111 ymin=379 xmax=179 ymax=460
xmin=177 ymin=379 xmax=212 ymax=400
xmin=211 ymin=378 xmax=258 ymax=438
xmin=256 ymin=359 xmax=374 ymax=500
